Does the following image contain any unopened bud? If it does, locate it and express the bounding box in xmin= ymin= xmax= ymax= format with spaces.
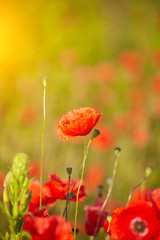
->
xmin=72 ymin=228 xmax=79 ymax=236
xmin=69 ymin=192 xmax=74 ymax=200
xmin=145 ymin=165 xmax=153 ymax=177
xmin=114 ymin=147 xmax=121 ymax=158
xmin=66 ymin=167 xmax=72 ymax=176
xmin=98 ymin=185 xmax=104 ymax=197
xmin=43 ymin=77 xmax=48 ymax=88
xmin=91 ymin=129 xmax=100 ymax=140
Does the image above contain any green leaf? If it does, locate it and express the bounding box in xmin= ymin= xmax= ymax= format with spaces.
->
xmin=0 ymin=201 xmax=5 ymax=214
xmin=9 ymin=200 xmax=13 ymax=216
xmin=27 ymin=191 xmax=32 ymax=205
xmin=16 ymin=217 xmax=24 ymax=233
xmin=0 ymin=229 xmax=5 ymax=240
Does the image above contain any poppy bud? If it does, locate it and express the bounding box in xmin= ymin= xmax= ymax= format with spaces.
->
xmin=145 ymin=165 xmax=153 ymax=177
xmin=66 ymin=167 xmax=72 ymax=176
xmin=43 ymin=77 xmax=48 ymax=88
xmin=114 ymin=147 xmax=121 ymax=158
xmin=98 ymin=185 xmax=104 ymax=197
xmin=91 ymin=129 xmax=100 ymax=140
xmin=72 ymin=228 xmax=79 ymax=236
xmin=69 ymin=192 xmax=74 ymax=200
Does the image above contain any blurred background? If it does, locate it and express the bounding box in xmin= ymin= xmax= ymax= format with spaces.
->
xmin=1 ymin=0 xmax=160 ymax=238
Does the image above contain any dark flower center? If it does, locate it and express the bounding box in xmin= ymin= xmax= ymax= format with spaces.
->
xmin=134 ymin=220 xmax=146 ymax=233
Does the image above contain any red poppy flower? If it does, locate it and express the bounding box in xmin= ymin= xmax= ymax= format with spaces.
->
xmin=28 ymin=174 xmax=86 ymax=212
xmin=151 ymin=188 xmax=160 ymax=220
xmin=28 ymin=180 xmax=57 ymax=213
xmin=84 ymin=205 xmax=108 ymax=237
xmin=104 ymin=218 xmax=110 ymax=233
xmin=57 ymin=107 xmax=102 ymax=141
xmin=24 ymin=209 xmax=74 ymax=240
xmin=110 ymin=201 xmax=160 ymax=240
xmin=43 ymin=173 xmax=86 ymax=204
xmin=132 ymin=187 xmax=152 ymax=202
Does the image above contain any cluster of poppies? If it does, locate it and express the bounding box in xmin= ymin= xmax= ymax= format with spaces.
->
xmin=23 ymin=173 xmax=160 ymax=240
xmin=21 ymin=107 xmax=160 ymax=239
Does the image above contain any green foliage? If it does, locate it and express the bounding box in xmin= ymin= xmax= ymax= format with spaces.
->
xmin=1 ymin=153 xmax=32 ymax=240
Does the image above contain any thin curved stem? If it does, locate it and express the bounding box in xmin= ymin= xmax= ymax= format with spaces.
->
xmin=39 ymin=81 xmax=47 ymax=210
xmin=93 ymin=151 xmax=120 ymax=239
xmin=74 ymin=137 xmax=92 ymax=239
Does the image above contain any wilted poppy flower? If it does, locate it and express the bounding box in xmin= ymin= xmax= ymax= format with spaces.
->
xmin=43 ymin=173 xmax=86 ymax=204
xmin=151 ymin=188 xmax=160 ymax=220
xmin=84 ymin=205 xmax=108 ymax=237
xmin=57 ymin=107 xmax=102 ymax=141
xmin=24 ymin=209 xmax=74 ymax=240
xmin=110 ymin=201 xmax=160 ymax=240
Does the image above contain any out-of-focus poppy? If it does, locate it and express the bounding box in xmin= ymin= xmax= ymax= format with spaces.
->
xmin=91 ymin=126 xmax=115 ymax=151
xmin=24 ymin=209 xmax=74 ymax=240
xmin=110 ymin=201 xmax=160 ymax=240
xmin=43 ymin=173 xmax=86 ymax=203
xmin=120 ymin=50 xmax=142 ymax=74
xmin=28 ymin=160 xmax=41 ymax=178
xmin=153 ymin=51 xmax=160 ymax=67
xmin=57 ymin=107 xmax=102 ymax=141
xmin=0 ymin=171 xmax=4 ymax=189
xmin=74 ymin=65 xmax=94 ymax=83
xmin=152 ymin=74 xmax=160 ymax=94
xmin=130 ymin=127 xmax=150 ymax=147
xmin=20 ymin=105 xmax=38 ymax=125
xmin=58 ymin=48 xmax=78 ymax=69
xmin=113 ymin=113 xmax=129 ymax=133
xmin=84 ymin=163 xmax=106 ymax=194
xmin=84 ymin=204 xmax=108 ymax=237
xmin=151 ymin=188 xmax=160 ymax=220
xmin=94 ymin=62 xmax=114 ymax=82
xmin=132 ymin=187 xmax=152 ymax=202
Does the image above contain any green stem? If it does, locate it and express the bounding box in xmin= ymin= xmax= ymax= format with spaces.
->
xmin=39 ymin=79 xmax=47 ymax=210
xmin=127 ymin=175 xmax=147 ymax=202
xmin=63 ymin=164 xmax=83 ymax=218
xmin=63 ymin=175 xmax=71 ymax=220
xmin=74 ymin=137 xmax=92 ymax=239
xmin=93 ymin=151 xmax=120 ymax=239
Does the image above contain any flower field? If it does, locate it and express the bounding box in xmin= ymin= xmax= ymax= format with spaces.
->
xmin=0 ymin=0 xmax=160 ymax=239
